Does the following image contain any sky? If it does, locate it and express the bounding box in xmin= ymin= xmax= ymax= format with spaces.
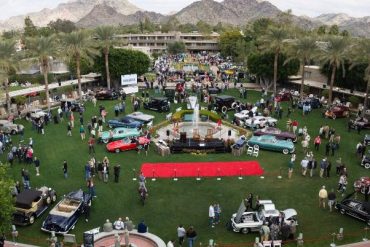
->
xmin=0 ymin=0 xmax=369 ymax=20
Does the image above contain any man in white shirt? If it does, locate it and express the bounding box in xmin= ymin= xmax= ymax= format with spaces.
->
xmin=209 ymin=204 xmax=215 ymax=228
xmin=177 ymin=225 xmax=186 ymax=246
xmin=114 ymin=217 xmax=125 ymax=230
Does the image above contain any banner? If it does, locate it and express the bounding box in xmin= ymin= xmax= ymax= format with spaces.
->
xmin=121 ymin=74 xmax=137 ymax=86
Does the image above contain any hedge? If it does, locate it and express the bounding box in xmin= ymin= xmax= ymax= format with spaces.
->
xmin=172 ymin=109 xmax=221 ymax=122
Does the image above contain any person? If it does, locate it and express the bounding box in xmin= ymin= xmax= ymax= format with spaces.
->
xmin=186 ymin=226 xmax=197 ymax=247
xmin=124 ymin=217 xmax=134 ymax=231
xmin=84 ymin=200 xmax=90 ymax=222
xmin=245 ymin=193 xmax=253 ymax=210
xmin=139 ymin=185 xmax=148 ymax=205
xmin=177 ymin=225 xmax=186 ymax=246
xmin=338 ymin=174 xmax=348 ymax=194
xmin=67 ymin=123 xmax=72 ymax=136
xmin=167 ymin=240 xmax=175 ymax=247
xmin=319 ymin=185 xmax=328 ymax=209
xmin=288 ymin=154 xmax=295 ymax=179
xmin=103 ymin=219 xmax=113 ymax=232
xmin=328 ymin=189 xmax=336 ymax=212
xmin=88 ymin=136 xmax=95 ymax=154
xmin=320 ymin=157 xmax=328 ymax=178
xmin=63 ymin=160 xmax=68 ymax=179
xmin=137 ymin=220 xmax=148 ymax=233
xmin=114 ymin=165 xmax=120 ymax=183
xmin=261 ymin=222 xmax=270 ymax=241
xmin=335 ymin=157 xmax=342 ymax=175
xmin=87 ymin=178 xmax=96 ymax=198
xmin=208 ymin=204 xmax=215 ymax=227
xmin=301 ymin=157 xmax=308 ymax=176
xmin=114 ymin=217 xmax=125 ymax=230
xmin=34 ymin=157 xmax=40 ymax=176
xmin=314 ymin=135 xmax=321 ymax=151
xmin=214 ymin=203 xmax=221 ymax=224
xmin=80 ymin=125 xmax=86 ymax=140
xmin=139 ymin=172 xmax=147 ymax=190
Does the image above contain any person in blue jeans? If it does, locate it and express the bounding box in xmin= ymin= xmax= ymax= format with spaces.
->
xmin=186 ymin=226 xmax=197 ymax=247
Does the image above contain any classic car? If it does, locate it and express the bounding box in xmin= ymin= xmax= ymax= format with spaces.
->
xmin=275 ymin=90 xmax=292 ymax=102
xmin=41 ymin=189 xmax=92 ymax=234
xmin=107 ymin=117 xmax=143 ymax=129
xmin=230 ymin=211 xmax=264 ymax=234
xmin=100 ymin=127 xmax=141 ymax=144
xmin=126 ymin=112 xmax=155 ymax=125
xmin=13 ymin=186 xmax=57 ymax=225
xmin=144 ymin=97 xmax=170 ymax=112
xmin=349 ymin=117 xmax=370 ymax=130
xmin=335 ymin=193 xmax=370 ymax=226
xmin=28 ymin=108 xmax=48 ymax=120
xmin=364 ymin=135 xmax=370 ymax=146
xmin=95 ymin=89 xmax=119 ymax=100
xmin=324 ymin=105 xmax=350 ymax=119
xmin=247 ymin=135 xmax=295 ymax=154
xmin=361 ymin=155 xmax=370 ymax=169
xmin=0 ymin=120 xmax=24 ymax=135
xmin=297 ymin=97 xmax=322 ymax=109
xmin=254 ymin=127 xmax=297 ymax=142
xmin=244 ymin=116 xmax=278 ymax=129
xmin=106 ymin=136 xmax=150 ymax=153
xmin=257 ymin=200 xmax=298 ymax=225
xmin=213 ymin=95 xmax=235 ymax=112
xmin=353 ymin=177 xmax=370 ymax=194
xmin=234 ymin=108 xmax=258 ymax=121
xmin=60 ymin=99 xmax=84 ymax=112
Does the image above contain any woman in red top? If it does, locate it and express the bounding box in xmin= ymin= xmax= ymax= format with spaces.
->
xmin=314 ymin=136 xmax=321 ymax=151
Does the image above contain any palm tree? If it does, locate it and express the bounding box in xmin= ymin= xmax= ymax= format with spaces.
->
xmin=61 ymin=30 xmax=97 ymax=97
xmin=259 ymin=26 xmax=290 ymax=95
xmin=350 ymin=38 xmax=370 ymax=116
xmin=26 ymin=35 xmax=59 ymax=111
xmin=95 ymin=26 xmax=116 ymax=90
xmin=285 ymin=35 xmax=318 ymax=98
xmin=318 ymin=35 xmax=350 ymax=104
xmin=0 ymin=39 xmax=17 ymax=112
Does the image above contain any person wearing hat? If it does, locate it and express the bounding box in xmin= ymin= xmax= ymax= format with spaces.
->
xmin=319 ymin=186 xmax=328 ymax=209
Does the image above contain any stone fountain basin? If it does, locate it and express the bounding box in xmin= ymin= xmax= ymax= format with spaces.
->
xmin=176 ymin=122 xmax=219 ymax=138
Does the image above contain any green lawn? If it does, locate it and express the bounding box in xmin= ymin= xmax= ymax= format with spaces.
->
xmin=4 ymin=89 xmax=369 ymax=246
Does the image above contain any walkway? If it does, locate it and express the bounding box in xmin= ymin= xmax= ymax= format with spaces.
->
xmin=338 ymin=240 xmax=370 ymax=247
xmin=93 ymin=230 xmax=166 ymax=247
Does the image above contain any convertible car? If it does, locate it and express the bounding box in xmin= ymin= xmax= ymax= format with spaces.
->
xmin=100 ymin=127 xmax=141 ymax=144
xmin=13 ymin=186 xmax=57 ymax=226
xmin=106 ymin=136 xmax=150 ymax=153
xmin=247 ymin=135 xmax=295 ymax=154
xmin=275 ymin=90 xmax=292 ymax=102
xmin=353 ymin=177 xmax=370 ymax=194
xmin=126 ymin=112 xmax=155 ymax=125
xmin=107 ymin=117 xmax=143 ymax=129
xmin=324 ymin=105 xmax=350 ymax=119
xmin=41 ymin=189 xmax=92 ymax=234
xmin=244 ymin=116 xmax=278 ymax=129
xmin=254 ymin=127 xmax=297 ymax=142
xmin=335 ymin=193 xmax=370 ymax=226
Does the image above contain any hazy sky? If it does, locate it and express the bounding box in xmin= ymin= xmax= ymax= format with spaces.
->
xmin=0 ymin=0 xmax=369 ymax=20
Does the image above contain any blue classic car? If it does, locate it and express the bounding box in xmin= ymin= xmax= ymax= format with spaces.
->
xmin=41 ymin=189 xmax=91 ymax=234
xmin=100 ymin=127 xmax=141 ymax=143
xmin=247 ymin=135 xmax=295 ymax=154
xmin=107 ymin=116 xmax=143 ymax=129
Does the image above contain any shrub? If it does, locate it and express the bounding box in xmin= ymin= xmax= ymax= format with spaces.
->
xmin=13 ymin=96 xmax=27 ymax=105
xmin=321 ymin=89 xmax=329 ymax=98
xmin=348 ymin=96 xmax=361 ymax=107
xmin=172 ymin=110 xmax=221 ymax=122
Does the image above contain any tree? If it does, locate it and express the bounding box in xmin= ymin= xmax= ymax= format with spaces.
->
xmin=0 ymin=39 xmax=17 ymax=112
xmin=259 ymin=26 xmax=290 ymax=94
xmin=95 ymin=26 xmax=116 ymax=90
xmin=26 ymin=35 xmax=60 ymax=111
xmin=167 ymin=41 xmax=186 ymax=55
xmin=285 ymin=35 xmax=318 ymax=97
xmin=23 ymin=16 xmax=37 ymax=37
xmin=317 ymin=25 xmax=328 ymax=35
xmin=0 ymin=165 xmax=15 ymax=235
xmin=328 ymin=25 xmax=340 ymax=35
xmin=350 ymin=39 xmax=370 ymax=116
xmin=94 ymin=48 xmax=150 ymax=86
xmin=48 ymin=19 xmax=76 ymax=33
xmin=318 ymin=35 xmax=350 ymax=104
xmin=219 ymin=30 xmax=245 ymax=58
xmin=62 ymin=30 xmax=97 ymax=97
xmin=196 ymin=21 xmax=212 ymax=34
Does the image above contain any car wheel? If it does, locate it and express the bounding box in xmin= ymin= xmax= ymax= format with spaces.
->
xmin=340 ymin=209 xmax=346 ymax=215
xmin=365 ymin=163 xmax=370 ymax=169
xmin=253 ymin=145 xmax=259 ymax=149
xmin=332 ymin=114 xmax=336 ymax=119
xmin=256 ymin=124 xmax=261 ymax=129
xmin=241 ymin=228 xmax=250 ymax=234
xmin=11 ymin=130 xmax=17 ymax=135
xmin=103 ymin=139 xmax=109 ymax=144
xmin=52 ymin=194 xmax=57 ymax=202
xmin=29 ymin=215 xmax=35 ymax=224
xmin=115 ymin=149 xmax=120 ymax=153
xmin=269 ymin=122 xmax=276 ymax=127
xmin=287 ymin=138 xmax=293 ymax=142
xmin=293 ymin=137 xmax=298 ymax=142
xmin=46 ymin=196 xmax=51 ymax=204
xmin=283 ymin=149 xmax=289 ymax=155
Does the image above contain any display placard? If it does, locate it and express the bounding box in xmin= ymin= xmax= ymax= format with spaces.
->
xmin=121 ymin=74 xmax=137 ymax=86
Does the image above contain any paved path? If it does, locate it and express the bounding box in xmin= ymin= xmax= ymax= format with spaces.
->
xmin=338 ymin=240 xmax=370 ymax=247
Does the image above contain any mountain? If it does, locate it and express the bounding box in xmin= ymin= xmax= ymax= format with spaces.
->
xmin=313 ymin=13 xmax=354 ymax=26
xmin=0 ymin=0 xmax=140 ymax=30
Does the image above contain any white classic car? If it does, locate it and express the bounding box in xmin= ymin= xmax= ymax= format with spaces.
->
xmin=244 ymin=116 xmax=278 ymax=129
xmin=234 ymin=107 xmax=258 ymax=121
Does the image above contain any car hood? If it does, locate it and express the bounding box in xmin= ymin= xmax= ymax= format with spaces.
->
xmin=42 ymin=214 xmax=70 ymax=231
xmin=281 ymin=208 xmax=297 ymax=219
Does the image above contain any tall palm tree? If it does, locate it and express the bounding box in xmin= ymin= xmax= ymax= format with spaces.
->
xmin=350 ymin=38 xmax=370 ymax=116
xmin=0 ymin=40 xmax=17 ymax=112
xmin=318 ymin=35 xmax=350 ymax=104
xmin=285 ymin=35 xmax=318 ymax=98
xmin=61 ymin=30 xmax=97 ymax=97
xmin=259 ymin=26 xmax=290 ymax=95
xmin=26 ymin=35 xmax=59 ymax=111
xmin=95 ymin=26 xmax=116 ymax=90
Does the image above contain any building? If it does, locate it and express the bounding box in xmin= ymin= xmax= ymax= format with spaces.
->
xmin=115 ymin=31 xmax=220 ymax=53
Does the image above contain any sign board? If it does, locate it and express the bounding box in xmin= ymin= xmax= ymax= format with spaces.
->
xmin=121 ymin=74 xmax=137 ymax=86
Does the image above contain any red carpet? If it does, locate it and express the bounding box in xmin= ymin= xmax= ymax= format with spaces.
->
xmin=140 ymin=161 xmax=264 ymax=178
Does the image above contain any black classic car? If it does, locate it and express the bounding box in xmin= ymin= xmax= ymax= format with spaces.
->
xmin=213 ymin=95 xmax=235 ymax=112
xmin=144 ymin=97 xmax=170 ymax=112
xmin=60 ymin=99 xmax=84 ymax=112
xmin=361 ymin=155 xmax=370 ymax=169
xmin=41 ymin=189 xmax=92 ymax=234
xmin=335 ymin=193 xmax=370 ymax=226
xmin=13 ymin=186 xmax=57 ymax=225
xmin=349 ymin=117 xmax=370 ymax=130
xmin=297 ymin=97 xmax=322 ymax=109
xmin=95 ymin=89 xmax=119 ymax=100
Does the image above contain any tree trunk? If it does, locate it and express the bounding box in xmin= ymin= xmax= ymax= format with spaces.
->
xmin=76 ymin=53 xmax=82 ymax=97
xmin=4 ymin=77 xmax=11 ymax=113
xmin=362 ymin=75 xmax=370 ymax=117
xmin=42 ymin=60 xmax=50 ymax=111
xmin=300 ymin=63 xmax=306 ymax=98
xmin=104 ymin=47 xmax=111 ymax=90
xmin=328 ymin=65 xmax=336 ymax=104
xmin=273 ymin=51 xmax=279 ymax=95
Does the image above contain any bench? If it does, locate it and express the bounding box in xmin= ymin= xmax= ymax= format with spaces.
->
xmin=58 ymin=204 xmax=77 ymax=213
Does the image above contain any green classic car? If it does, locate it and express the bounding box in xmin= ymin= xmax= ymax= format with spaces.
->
xmin=100 ymin=127 xmax=141 ymax=144
xmin=247 ymin=135 xmax=295 ymax=154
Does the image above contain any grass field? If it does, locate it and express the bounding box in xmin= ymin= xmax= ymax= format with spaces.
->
xmin=3 ymin=88 xmax=370 ymax=247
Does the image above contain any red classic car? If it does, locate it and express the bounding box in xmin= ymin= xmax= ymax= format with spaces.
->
xmin=106 ymin=137 xmax=150 ymax=153
xmin=275 ymin=91 xmax=292 ymax=102
xmin=324 ymin=105 xmax=350 ymax=119
xmin=353 ymin=177 xmax=370 ymax=194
